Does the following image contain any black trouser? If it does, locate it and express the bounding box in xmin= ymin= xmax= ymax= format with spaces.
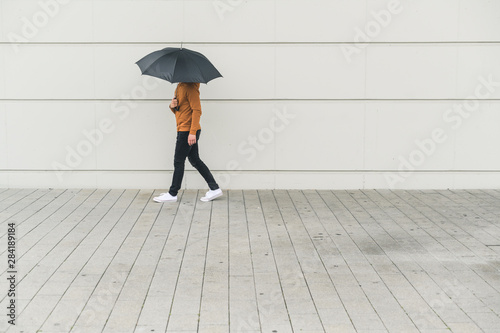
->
xmin=169 ymin=130 xmax=219 ymax=196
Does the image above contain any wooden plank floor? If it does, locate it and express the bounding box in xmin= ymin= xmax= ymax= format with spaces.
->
xmin=0 ymin=189 xmax=499 ymax=333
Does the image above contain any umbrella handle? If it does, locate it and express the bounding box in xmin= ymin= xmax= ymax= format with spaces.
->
xmin=173 ymin=95 xmax=179 ymax=111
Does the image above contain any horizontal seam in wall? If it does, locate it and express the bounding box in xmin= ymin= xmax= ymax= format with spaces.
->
xmin=1 ymin=99 xmax=500 ymax=102
xmin=2 ymin=170 xmax=500 ymax=173
xmin=1 ymin=41 xmax=500 ymax=45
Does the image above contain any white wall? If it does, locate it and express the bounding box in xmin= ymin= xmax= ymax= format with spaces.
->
xmin=1 ymin=0 xmax=499 ymax=189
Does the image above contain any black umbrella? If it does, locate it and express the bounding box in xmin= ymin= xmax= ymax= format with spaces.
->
xmin=135 ymin=47 xmax=222 ymax=84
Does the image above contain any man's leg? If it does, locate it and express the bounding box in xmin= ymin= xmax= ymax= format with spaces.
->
xmin=169 ymin=131 xmax=191 ymax=196
xmin=188 ymin=130 xmax=220 ymax=191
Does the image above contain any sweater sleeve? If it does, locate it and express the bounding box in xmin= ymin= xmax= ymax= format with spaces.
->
xmin=169 ymin=86 xmax=178 ymax=114
xmin=186 ymin=84 xmax=202 ymax=135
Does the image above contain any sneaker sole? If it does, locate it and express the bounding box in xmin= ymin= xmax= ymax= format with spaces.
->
xmin=153 ymin=198 xmax=177 ymax=203
xmin=200 ymin=192 xmax=223 ymax=202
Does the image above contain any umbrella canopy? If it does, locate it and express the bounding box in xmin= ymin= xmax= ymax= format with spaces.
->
xmin=136 ymin=47 xmax=222 ymax=84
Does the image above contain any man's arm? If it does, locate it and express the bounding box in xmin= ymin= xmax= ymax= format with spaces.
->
xmin=186 ymin=85 xmax=202 ymax=135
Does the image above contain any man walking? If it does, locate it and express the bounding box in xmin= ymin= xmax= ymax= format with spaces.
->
xmin=154 ymin=82 xmax=222 ymax=203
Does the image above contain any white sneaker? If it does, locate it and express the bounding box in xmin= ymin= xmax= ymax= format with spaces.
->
xmin=153 ymin=192 xmax=177 ymax=203
xmin=200 ymin=188 xmax=223 ymax=202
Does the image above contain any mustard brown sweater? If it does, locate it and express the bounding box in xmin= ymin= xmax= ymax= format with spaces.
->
xmin=170 ymin=82 xmax=202 ymax=135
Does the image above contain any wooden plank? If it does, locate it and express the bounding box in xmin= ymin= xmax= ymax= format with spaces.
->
xmin=258 ymin=190 xmax=324 ymax=332
xmin=198 ymin=190 xmax=229 ymax=332
xmin=0 ymin=189 xmax=36 ymax=209
xmin=135 ymin=190 xmax=195 ymax=332
xmin=442 ymin=190 xmax=500 ymax=240
xmin=243 ymin=189 xmax=291 ymax=333
xmin=14 ymin=189 xmax=138 ymax=331
xmin=101 ymin=189 xmax=169 ymax=332
xmin=0 ymin=188 xmax=496 ymax=333
xmin=375 ymin=190 xmax=495 ymax=331
xmin=0 ymin=190 xmax=86 ymax=267
xmin=64 ymin=189 xmax=155 ymax=332
xmin=353 ymin=190 xmax=475 ymax=331
xmin=319 ymin=190 xmax=404 ymax=331
xmin=1 ymin=189 xmax=119 ymax=332
xmin=0 ymin=188 xmax=21 ymax=203
xmin=421 ymin=190 xmax=500 ymax=248
xmin=143 ymin=189 xmax=198 ymax=332
xmin=0 ymin=189 xmax=53 ymax=229
xmin=287 ymin=190 xmax=356 ymax=332
xmin=227 ymin=190 xmax=260 ymax=332
xmin=167 ymin=189 xmax=212 ymax=332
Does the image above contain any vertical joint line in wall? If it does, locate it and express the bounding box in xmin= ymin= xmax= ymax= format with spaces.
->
xmin=453 ymin=0 xmax=460 ymax=180
xmin=0 ymin=0 xmax=7 ymax=173
xmin=94 ymin=100 xmax=98 ymax=173
xmin=273 ymin=44 xmax=277 ymax=97
xmin=273 ymin=100 xmax=277 ymax=172
xmin=452 ymin=49 xmax=458 ymax=172
xmin=91 ymin=0 xmax=98 ymax=174
xmin=273 ymin=0 xmax=277 ymax=181
xmin=3 ymin=105 xmax=9 ymax=187
xmin=273 ymin=0 xmax=277 ymax=100
xmin=182 ymin=0 xmax=186 ymax=43
xmin=456 ymin=0 xmax=461 ymax=47
xmin=1 ymin=0 xmax=7 ymax=172
xmin=454 ymin=0 xmax=460 ymax=98
xmin=363 ymin=0 xmax=368 ymax=98
xmin=274 ymin=0 xmax=277 ymax=43
xmin=274 ymin=0 xmax=277 ymax=172
xmin=362 ymin=104 xmax=366 ymax=189
xmin=1 ymin=1 xmax=6 ymax=103
xmin=362 ymin=0 xmax=368 ymax=189
xmin=454 ymin=0 xmax=460 ymax=178
xmin=91 ymin=0 xmax=95 ymax=42
xmin=91 ymin=0 xmax=96 ymax=99
xmin=91 ymin=0 xmax=99 ymax=172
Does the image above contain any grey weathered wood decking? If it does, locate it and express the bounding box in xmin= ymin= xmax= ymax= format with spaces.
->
xmin=0 ymin=189 xmax=499 ymax=333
